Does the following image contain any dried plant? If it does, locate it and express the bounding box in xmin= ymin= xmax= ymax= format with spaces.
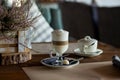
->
xmin=0 ymin=0 xmax=40 ymax=39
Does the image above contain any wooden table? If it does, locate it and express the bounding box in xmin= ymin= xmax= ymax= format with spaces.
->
xmin=0 ymin=42 xmax=120 ymax=80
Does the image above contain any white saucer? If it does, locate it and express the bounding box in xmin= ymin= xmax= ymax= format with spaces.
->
xmin=41 ymin=57 xmax=79 ymax=68
xmin=74 ymin=48 xmax=103 ymax=57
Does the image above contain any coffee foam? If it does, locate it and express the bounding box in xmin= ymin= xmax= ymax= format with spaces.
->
xmin=52 ymin=30 xmax=69 ymax=41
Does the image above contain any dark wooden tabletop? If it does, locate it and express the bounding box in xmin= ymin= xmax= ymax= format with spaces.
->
xmin=0 ymin=42 xmax=120 ymax=80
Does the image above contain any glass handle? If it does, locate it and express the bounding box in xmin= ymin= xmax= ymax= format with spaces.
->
xmin=50 ymin=50 xmax=54 ymax=58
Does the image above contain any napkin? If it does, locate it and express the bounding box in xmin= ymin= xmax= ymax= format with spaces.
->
xmin=22 ymin=61 xmax=120 ymax=80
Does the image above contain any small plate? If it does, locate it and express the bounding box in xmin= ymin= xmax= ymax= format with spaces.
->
xmin=74 ymin=48 xmax=103 ymax=57
xmin=41 ymin=57 xmax=79 ymax=68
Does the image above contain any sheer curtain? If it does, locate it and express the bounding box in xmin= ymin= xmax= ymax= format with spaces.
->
xmin=27 ymin=0 xmax=53 ymax=43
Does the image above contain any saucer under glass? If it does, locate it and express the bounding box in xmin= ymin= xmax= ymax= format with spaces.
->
xmin=41 ymin=57 xmax=79 ymax=68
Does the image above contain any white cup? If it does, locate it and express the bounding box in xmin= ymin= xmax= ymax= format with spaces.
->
xmin=78 ymin=36 xmax=98 ymax=54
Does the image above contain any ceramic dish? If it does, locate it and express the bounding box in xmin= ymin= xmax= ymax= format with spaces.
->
xmin=74 ymin=48 xmax=103 ymax=57
xmin=41 ymin=57 xmax=79 ymax=68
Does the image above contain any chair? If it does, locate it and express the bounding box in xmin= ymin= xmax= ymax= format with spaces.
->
xmin=37 ymin=2 xmax=63 ymax=29
xmin=59 ymin=2 xmax=95 ymax=40
xmin=98 ymin=7 xmax=120 ymax=47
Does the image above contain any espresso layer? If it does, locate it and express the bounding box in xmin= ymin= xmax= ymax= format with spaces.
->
xmin=53 ymin=41 xmax=68 ymax=45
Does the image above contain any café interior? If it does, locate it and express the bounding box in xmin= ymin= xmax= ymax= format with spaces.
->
xmin=0 ymin=0 xmax=120 ymax=80
xmin=36 ymin=0 xmax=120 ymax=48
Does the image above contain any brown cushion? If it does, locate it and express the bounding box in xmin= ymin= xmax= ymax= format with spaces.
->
xmin=59 ymin=2 xmax=95 ymax=40
xmin=98 ymin=7 xmax=120 ymax=47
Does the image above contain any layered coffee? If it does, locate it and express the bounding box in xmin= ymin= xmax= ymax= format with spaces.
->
xmin=52 ymin=29 xmax=69 ymax=56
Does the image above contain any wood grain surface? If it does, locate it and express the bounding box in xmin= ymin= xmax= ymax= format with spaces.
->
xmin=0 ymin=42 xmax=119 ymax=80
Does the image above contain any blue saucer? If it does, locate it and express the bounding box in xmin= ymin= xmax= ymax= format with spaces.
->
xmin=41 ymin=57 xmax=79 ymax=68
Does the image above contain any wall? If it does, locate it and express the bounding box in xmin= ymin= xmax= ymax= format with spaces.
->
xmin=65 ymin=0 xmax=120 ymax=7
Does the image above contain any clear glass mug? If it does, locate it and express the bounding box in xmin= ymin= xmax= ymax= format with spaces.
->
xmin=50 ymin=29 xmax=69 ymax=64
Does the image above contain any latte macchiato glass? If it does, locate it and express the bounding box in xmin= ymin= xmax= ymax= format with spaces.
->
xmin=52 ymin=29 xmax=69 ymax=58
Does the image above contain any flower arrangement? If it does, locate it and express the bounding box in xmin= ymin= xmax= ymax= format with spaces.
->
xmin=0 ymin=0 xmax=38 ymax=38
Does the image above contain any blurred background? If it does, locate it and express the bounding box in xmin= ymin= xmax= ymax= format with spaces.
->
xmin=35 ymin=0 xmax=120 ymax=48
